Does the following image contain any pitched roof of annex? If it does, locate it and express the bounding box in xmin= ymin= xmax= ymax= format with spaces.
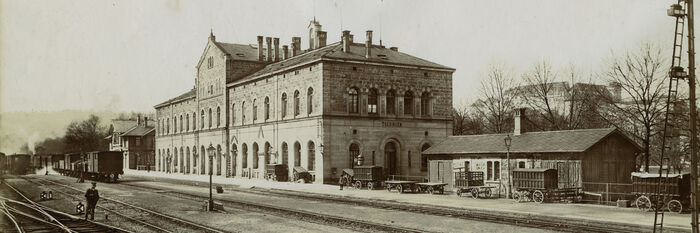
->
xmin=422 ymin=128 xmax=641 ymax=155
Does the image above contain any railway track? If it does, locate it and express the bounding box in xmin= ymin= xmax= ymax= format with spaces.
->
xmin=35 ymin=176 xmax=434 ymax=233
xmin=0 ymin=181 xmax=128 ymax=233
xmin=126 ymin=178 xmax=663 ymax=233
xmin=20 ymin=177 xmax=228 ymax=233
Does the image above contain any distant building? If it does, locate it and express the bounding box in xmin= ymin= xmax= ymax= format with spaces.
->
xmin=155 ymin=20 xmax=455 ymax=183
xmin=120 ymin=118 xmax=155 ymax=171
xmin=107 ymin=117 xmax=154 ymax=152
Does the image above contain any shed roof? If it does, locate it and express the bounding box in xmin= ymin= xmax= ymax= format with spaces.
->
xmin=110 ymin=120 xmax=138 ymax=133
xmin=423 ymin=128 xmax=641 ymax=155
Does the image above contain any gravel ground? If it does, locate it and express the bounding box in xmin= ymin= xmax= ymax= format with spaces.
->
xmin=30 ymin=174 xmax=557 ymax=233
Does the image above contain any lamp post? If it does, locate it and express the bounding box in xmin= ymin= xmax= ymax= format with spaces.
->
xmin=206 ymin=144 xmax=215 ymax=211
xmin=504 ymin=134 xmax=512 ymax=199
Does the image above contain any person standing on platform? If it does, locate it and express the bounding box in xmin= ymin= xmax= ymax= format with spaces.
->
xmin=84 ymin=182 xmax=99 ymax=220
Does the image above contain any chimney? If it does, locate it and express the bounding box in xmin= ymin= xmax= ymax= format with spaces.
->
xmin=137 ymin=114 xmax=142 ymax=126
xmin=349 ymin=34 xmax=354 ymax=43
xmin=257 ymin=36 xmax=264 ymax=61
xmin=265 ymin=37 xmax=272 ymax=62
xmin=514 ymin=108 xmax=526 ymax=136
xmin=273 ymin=38 xmax=280 ymax=62
xmin=282 ymin=45 xmax=289 ymax=60
xmin=365 ymin=30 xmax=373 ymax=58
xmin=342 ymin=30 xmax=350 ymax=52
xmin=292 ymin=37 xmax=301 ymax=56
xmin=390 ymin=47 xmax=398 ymax=52
xmin=144 ymin=117 xmax=148 ymax=127
xmin=317 ymin=31 xmax=327 ymax=48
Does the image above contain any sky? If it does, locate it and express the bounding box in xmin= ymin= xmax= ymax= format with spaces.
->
xmin=0 ymin=0 xmax=684 ymax=113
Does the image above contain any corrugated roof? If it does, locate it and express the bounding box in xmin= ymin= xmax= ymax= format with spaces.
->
xmin=121 ymin=125 xmax=155 ymax=137
xmin=155 ymin=88 xmax=196 ymax=108
xmin=423 ymin=128 xmax=641 ymax=155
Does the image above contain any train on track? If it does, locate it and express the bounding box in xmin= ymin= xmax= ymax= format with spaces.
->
xmin=52 ymin=151 xmax=124 ymax=183
xmin=0 ymin=151 xmax=124 ymax=183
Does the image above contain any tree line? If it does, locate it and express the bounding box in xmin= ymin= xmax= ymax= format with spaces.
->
xmin=453 ymin=43 xmax=691 ymax=172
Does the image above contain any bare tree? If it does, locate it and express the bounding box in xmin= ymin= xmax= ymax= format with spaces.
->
xmin=452 ymin=101 xmax=485 ymax=135
xmin=64 ymin=115 xmax=108 ymax=153
xmin=473 ymin=63 xmax=518 ymax=133
xmin=595 ymin=43 xmax=667 ymax=172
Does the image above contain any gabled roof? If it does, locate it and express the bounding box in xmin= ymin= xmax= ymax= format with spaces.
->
xmin=121 ymin=125 xmax=155 ymax=137
xmin=215 ymin=42 xmax=263 ymax=62
xmin=154 ymin=88 xmax=196 ymax=108
xmin=111 ymin=120 xmax=138 ymax=133
xmin=228 ymin=41 xmax=455 ymax=86
xmin=423 ymin=128 xmax=641 ymax=155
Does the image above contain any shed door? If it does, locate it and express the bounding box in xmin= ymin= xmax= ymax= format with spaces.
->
xmin=428 ymin=160 xmax=454 ymax=191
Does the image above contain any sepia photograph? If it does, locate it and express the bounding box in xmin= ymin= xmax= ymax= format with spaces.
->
xmin=1 ymin=0 xmax=699 ymax=232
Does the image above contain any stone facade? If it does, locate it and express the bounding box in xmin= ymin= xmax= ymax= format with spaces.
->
xmin=155 ymin=21 xmax=454 ymax=184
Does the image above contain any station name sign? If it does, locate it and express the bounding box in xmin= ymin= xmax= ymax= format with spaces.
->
xmin=381 ymin=121 xmax=402 ymax=127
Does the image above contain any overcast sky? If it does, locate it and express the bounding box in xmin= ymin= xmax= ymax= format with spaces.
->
xmin=0 ymin=0 xmax=683 ymax=113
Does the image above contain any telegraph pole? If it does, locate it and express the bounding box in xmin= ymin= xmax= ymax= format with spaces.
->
xmin=688 ymin=0 xmax=698 ymax=232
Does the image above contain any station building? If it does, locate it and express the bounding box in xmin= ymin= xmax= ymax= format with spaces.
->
xmin=154 ymin=20 xmax=455 ymax=183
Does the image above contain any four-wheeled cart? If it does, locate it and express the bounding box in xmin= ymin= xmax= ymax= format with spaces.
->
xmin=512 ymin=168 xmax=582 ymax=203
xmin=415 ymin=182 xmax=447 ymax=194
xmin=345 ymin=166 xmax=384 ymax=190
xmin=385 ymin=180 xmax=419 ymax=193
xmin=454 ymin=171 xmax=496 ymax=198
xmin=632 ymin=172 xmax=690 ymax=213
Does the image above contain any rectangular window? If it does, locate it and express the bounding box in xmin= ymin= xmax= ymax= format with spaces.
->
xmin=494 ymin=161 xmax=500 ymax=180
xmin=518 ymin=161 xmax=526 ymax=168
xmin=487 ymin=161 xmax=493 ymax=180
xmin=408 ymin=151 xmax=411 ymax=168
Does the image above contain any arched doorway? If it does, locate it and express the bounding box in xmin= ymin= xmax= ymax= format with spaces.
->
xmin=385 ymin=141 xmax=398 ymax=176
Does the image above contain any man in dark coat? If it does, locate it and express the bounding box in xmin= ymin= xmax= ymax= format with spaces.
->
xmin=84 ymin=182 xmax=99 ymax=220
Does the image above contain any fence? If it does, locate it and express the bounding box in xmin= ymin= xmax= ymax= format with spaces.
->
xmin=581 ymin=182 xmax=635 ymax=205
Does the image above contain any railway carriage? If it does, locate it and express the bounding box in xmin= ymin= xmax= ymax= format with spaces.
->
xmin=53 ymin=151 xmax=124 ymax=183
xmin=632 ymin=172 xmax=690 ymax=213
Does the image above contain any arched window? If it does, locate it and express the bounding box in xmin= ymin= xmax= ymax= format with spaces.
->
xmin=368 ymin=88 xmax=378 ymax=114
xmin=200 ymin=146 xmax=205 ymax=175
xmin=349 ymin=88 xmax=359 ymax=113
xmin=200 ymin=110 xmax=205 ymax=129
xmin=307 ymin=141 xmax=315 ymax=171
xmin=421 ymin=92 xmax=430 ymax=116
xmin=241 ymin=144 xmax=248 ymax=169
xmin=192 ymin=147 xmax=197 ymax=167
xmin=186 ymin=114 xmax=190 ymax=131
xmin=179 ymin=115 xmax=183 ymax=132
xmin=281 ymin=93 xmax=288 ymax=118
xmin=174 ymin=117 xmax=177 ymax=133
xmin=242 ymin=101 xmax=246 ymax=124
xmin=264 ymin=97 xmax=270 ymax=120
xmin=216 ymin=145 xmax=222 ymax=175
xmin=386 ymin=89 xmax=396 ymax=115
xmin=253 ymin=143 xmax=259 ymax=169
xmin=166 ymin=118 xmax=170 ymax=134
xmin=294 ymin=142 xmax=301 ymax=167
xmin=231 ymin=104 xmax=236 ymax=125
xmin=404 ymin=91 xmax=414 ymax=116
xmin=208 ymin=108 xmax=212 ymax=128
xmin=349 ymin=143 xmax=360 ymax=168
xmin=281 ymin=142 xmax=289 ymax=165
xmin=421 ymin=144 xmax=431 ymax=172
xmin=253 ymin=99 xmax=258 ymax=121
xmin=193 ymin=112 xmax=196 ymax=130
xmin=264 ymin=142 xmax=271 ymax=165
xmin=216 ymin=106 xmax=221 ymax=127
xmin=294 ymin=90 xmax=300 ymax=116
xmin=307 ymin=87 xmax=314 ymax=114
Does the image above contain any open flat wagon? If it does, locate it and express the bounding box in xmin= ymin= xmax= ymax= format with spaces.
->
xmin=632 ymin=172 xmax=689 ymax=213
xmin=512 ymin=168 xmax=581 ymax=203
